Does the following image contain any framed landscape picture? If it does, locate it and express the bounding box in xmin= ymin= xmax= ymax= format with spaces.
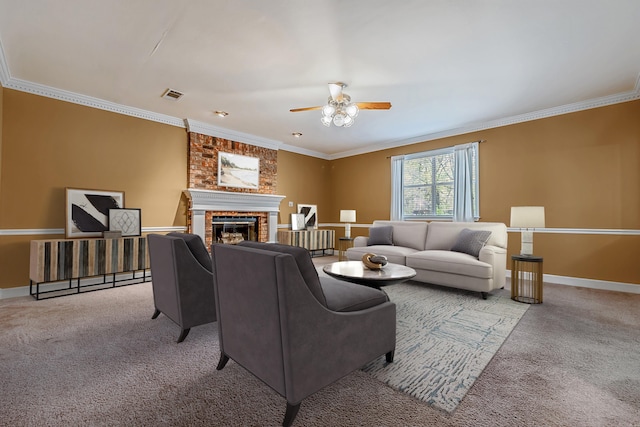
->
xmin=65 ymin=188 xmax=124 ymax=238
xmin=109 ymin=208 xmax=141 ymax=236
xmin=218 ymin=152 xmax=260 ymax=190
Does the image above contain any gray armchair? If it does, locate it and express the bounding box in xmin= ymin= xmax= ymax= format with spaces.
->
xmin=212 ymin=242 xmax=396 ymax=426
xmin=147 ymin=233 xmax=216 ymax=343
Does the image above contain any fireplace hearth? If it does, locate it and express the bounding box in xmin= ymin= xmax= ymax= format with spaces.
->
xmin=213 ymin=216 xmax=258 ymax=244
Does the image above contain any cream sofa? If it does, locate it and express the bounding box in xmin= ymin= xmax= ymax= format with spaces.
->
xmin=346 ymin=221 xmax=508 ymax=299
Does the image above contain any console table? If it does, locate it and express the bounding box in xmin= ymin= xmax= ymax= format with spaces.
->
xmin=277 ymin=229 xmax=335 ymax=256
xmin=29 ymin=237 xmax=150 ymax=300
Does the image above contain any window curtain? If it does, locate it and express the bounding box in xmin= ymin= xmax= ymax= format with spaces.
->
xmin=452 ymin=142 xmax=477 ymax=222
xmin=390 ymin=155 xmax=404 ymax=221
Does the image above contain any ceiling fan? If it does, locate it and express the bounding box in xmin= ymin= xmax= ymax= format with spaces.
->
xmin=290 ymin=82 xmax=391 ymax=127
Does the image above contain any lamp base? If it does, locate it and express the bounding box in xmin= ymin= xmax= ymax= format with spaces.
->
xmin=520 ymin=231 xmax=534 ymax=256
xmin=344 ymin=223 xmax=351 ymax=239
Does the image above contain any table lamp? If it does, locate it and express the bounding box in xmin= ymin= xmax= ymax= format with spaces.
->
xmin=510 ymin=206 xmax=545 ymax=256
xmin=340 ymin=210 xmax=356 ymax=238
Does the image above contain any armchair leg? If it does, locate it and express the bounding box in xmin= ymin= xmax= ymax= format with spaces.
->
xmin=176 ymin=328 xmax=191 ymax=343
xmin=386 ymin=350 xmax=395 ymax=363
xmin=216 ymin=353 xmax=229 ymax=370
xmin=481 ymin=292 xmax=488 ymax=300
xmin=283 ymin=402 xmax=300 ymax=427
xmin=151 ymin=308 xmax=161 ymax=319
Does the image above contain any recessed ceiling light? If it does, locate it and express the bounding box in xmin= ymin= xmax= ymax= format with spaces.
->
xmin=292 ymin=132 xmax=302 ymax=138
xmin=214 ymin=110 xmax=229 ymax=117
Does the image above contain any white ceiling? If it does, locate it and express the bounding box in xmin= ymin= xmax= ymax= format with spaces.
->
xmin=1 ymin=1 xmax=639 ymax=159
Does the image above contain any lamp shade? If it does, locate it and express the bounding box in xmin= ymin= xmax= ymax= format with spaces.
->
xmin=340 ymin=210 xmax=356 ymax=223
xmin=510 ymin=206 xmax=545 ymax=228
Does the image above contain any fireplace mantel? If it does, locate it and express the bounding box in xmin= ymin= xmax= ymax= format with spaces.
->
xmin=183 ymin=189 xmax=285 ymax=242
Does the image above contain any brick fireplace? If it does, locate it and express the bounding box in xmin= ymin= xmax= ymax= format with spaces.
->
xmin=184 ymin=128 xmax=285 ymax=248
xmin=183 ymin=189 xmax=285 ymax=248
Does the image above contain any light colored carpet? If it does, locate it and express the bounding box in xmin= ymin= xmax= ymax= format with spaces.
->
xmin=362 ymin=281 xmax=528 ymax=412
xmin=1 ymin=271 xmax=639 ymax=426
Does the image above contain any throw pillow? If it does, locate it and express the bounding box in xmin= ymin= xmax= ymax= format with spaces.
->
xmin=368 ymin=226 xmax=394 ymax=246
xmin=451 ymin=228 xmax=492 ymax=258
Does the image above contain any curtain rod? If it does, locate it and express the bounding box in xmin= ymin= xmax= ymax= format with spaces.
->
xmin=386 ymin=140 xmax=486 ymax=159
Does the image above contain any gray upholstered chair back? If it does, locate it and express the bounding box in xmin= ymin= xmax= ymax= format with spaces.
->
xmin=212 ymin=242 xmax=396 ymax=426
xmin=147 ymin=234 xmax=216 ymax=342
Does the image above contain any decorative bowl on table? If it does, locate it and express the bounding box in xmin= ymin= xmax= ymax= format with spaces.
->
xmin=362 ymin=253 xmax=388 ymax=270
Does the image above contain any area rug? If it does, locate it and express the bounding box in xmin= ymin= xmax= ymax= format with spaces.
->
xmin=362 ymin=281 xmax=529 ymax=413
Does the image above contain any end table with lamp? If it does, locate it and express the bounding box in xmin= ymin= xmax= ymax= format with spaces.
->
xmin=509 ymin=206 xmax=545 ymax=304
xmin=339 ymin=209 xmax=356 ymax=260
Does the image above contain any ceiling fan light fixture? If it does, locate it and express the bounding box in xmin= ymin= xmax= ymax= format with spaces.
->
xmin=333 ymin=113 xmax=346 ymax=127
xmin=290 ymin=82 xmax=390 ymax=128
xmin=345 ymin=103 xmax=359 ymax=118
xmin=343 ymin=115 xmax=354 ymax=127
xmin=322 ymin=104 xmax=336 ymax=117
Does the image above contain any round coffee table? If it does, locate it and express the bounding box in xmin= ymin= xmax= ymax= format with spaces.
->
xmin=323 ymin=261 xmax=416 ymax=289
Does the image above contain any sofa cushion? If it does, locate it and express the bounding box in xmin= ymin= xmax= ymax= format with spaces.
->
xmin=368 ymin=226 xmax=393 ymax=246
xmin=451 ymin=228 xmax=492 ymax=258
xmin=167 ymin=232 xmax=212 ymax=272
xmin=372 ymin=220 xmax=428 ymax=250
xmin=406 ymin=250 xmax=493 ymax=279
xmin=319 ymin=277 xmax=389 ymax=312
xmin=237 ymin=241 xmax=328 ymax=307
xmin=347 ymin=245 xmax=420 ymax=265
xmin=424 ymin=222 xmax=507 ymax=250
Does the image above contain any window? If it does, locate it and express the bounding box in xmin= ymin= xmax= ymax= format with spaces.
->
xmin=391 ymin=143 xmax=479 ymax=221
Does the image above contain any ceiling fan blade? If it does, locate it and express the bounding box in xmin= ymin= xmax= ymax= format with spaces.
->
xmin=356 ymin=102 xmax=392 ymax=110
xmin=290 ymin=106 xmax=323 ymax=112
xmin=328 ymin=82 xmax=345 ymax=102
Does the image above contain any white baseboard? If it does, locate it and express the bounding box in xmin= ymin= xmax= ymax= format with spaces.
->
xmin=0 ymin=286 xmax=31 ymax=299
xmin=505 ymin=271 xmax=640 ymax=294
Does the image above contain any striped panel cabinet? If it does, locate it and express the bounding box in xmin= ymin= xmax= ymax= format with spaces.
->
xmin=277 ymin=229 xmax=335 ymax=256
xmin=29 ymin=237 xmax=150 ymax=299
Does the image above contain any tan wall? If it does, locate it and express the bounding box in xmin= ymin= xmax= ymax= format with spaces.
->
xmin=276 ymin=150 xmax=331 ymax=225
xmin=0 ymin=89 xmax=188 ymax=288
xmin=331 ymin=100 xmax=640 ymax=285
xmin=1 ymin=87 xmax=638 ymax=289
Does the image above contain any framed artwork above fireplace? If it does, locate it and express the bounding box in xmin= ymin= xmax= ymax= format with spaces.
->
xmin=218 ymin=152 xmax=259 ymax=190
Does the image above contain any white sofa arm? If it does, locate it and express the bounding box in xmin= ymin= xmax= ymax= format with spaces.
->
xmin=479 ymin=245 xmax=507 ymax=289
xmin=353 ymin=236 xmax=369 ymax=247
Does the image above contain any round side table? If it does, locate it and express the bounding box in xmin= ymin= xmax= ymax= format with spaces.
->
xmin=511 ymin=255 xmax=543 ymax=304
xmin=338 ymin=237 xmax=354 ymax=261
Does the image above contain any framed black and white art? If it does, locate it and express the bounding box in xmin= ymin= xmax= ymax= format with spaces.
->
xmin=65 ymin=188 xmax=124 ymax=238
xmin=109 ymin=208 xmax=141 ymax=237
xmin=297 ymin=204 xmax=317 ymax=229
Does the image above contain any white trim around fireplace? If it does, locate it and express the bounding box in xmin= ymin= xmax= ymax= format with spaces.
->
xmin=183 ymin=189 xmax=286 ymax=243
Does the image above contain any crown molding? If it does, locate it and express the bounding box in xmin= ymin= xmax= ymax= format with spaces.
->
xmin=278 ymin=143 xmax=331 ymax=160
xmin=0 ymin=38 xmax=9 ymax=87
xmin=184 ymin=118 xmax=283 ymax=151
xmin=5 ymin=77 xmax=185 ymax=128
xmin=328 ymin=73 xmax=640 ymax=160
